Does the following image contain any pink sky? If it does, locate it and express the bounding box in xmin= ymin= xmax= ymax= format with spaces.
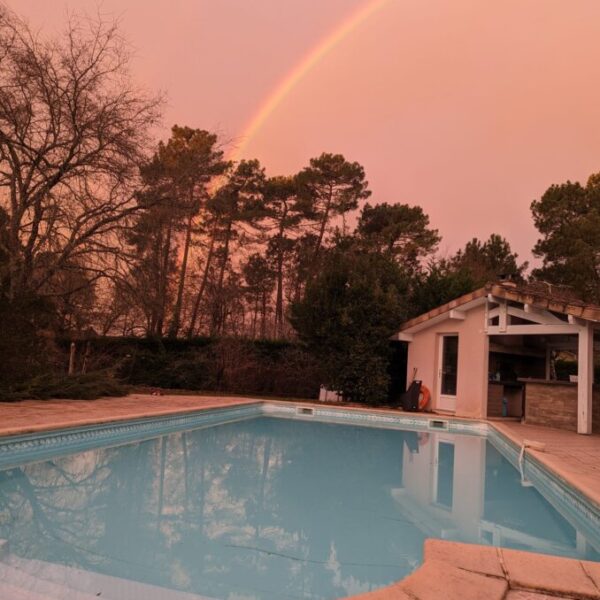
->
xmin=17 ymin=0 xmax=600 ymax=263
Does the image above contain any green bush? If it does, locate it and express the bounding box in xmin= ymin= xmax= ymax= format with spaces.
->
xmin=0 ymin=295 xmax=60 ymax=386
xmin=290 ymin=249 xmax=410 ymax=405
xmin=0 ymin=371 xmax=129 ymax=401
xmin=52 ymin=336 xmax=324 ymax=399
xmin=120 ymin=349 xmax=215 ymax=390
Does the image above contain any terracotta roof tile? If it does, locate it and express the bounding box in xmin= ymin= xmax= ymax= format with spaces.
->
xmin=399 ymin=280 xmax=600 ymax=332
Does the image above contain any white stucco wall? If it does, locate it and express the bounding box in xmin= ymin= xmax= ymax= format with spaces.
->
xmin=406 ymin=303 xmax=489 ymax=418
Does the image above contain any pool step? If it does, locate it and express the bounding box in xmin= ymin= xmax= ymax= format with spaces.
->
xmin=0 ymin=555 xmax=218 ymax=600
xmin=0 ymin=559 xmax=107 ymax=600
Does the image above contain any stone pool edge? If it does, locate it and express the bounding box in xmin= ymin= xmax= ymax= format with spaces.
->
xmin=348 ymin=538 xmax=600 ymax=599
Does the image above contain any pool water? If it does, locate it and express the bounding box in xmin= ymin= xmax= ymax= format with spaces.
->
xmin=0 ymin=416 xmax=598 ymax=599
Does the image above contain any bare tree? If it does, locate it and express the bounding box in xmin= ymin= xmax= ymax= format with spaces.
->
xmin=0 ymin=6 xmax=162 ymax=302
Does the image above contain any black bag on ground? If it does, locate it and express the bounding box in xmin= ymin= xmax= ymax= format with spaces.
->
xmin=399 ymin=380 xmax=422 ymax=412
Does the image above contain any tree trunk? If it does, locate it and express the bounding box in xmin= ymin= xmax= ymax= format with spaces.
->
xmin=169 ymin=208 xmax=194 ymax=339
xmin=252 ymin=297 xmax=258 ymax=339
xmin=211 ymin=220 xmax=232 ymax=335
xmin=275 ymin=250 xmax=285 ymax=337
xmin=187 ymin=221 xmax=217 ymax=338
xmin=261 ymin=289 xmax=268 ymax=338
xmin=155 ymin=220 xmax=173 ymax=337
xmin=312 ymin=186 xmax=333 ymax=266
xmin=149 ymin=230 xmax=164 ymax=335
xmin=274 ymin=211 xmax=287 ymax=338
xmin=68 ymin=342 xmax=76 ymax=375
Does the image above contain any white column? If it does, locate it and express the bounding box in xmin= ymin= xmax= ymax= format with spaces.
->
xmin=482 ymin=332 xmax=490 ymax=418
xmin=577 ymin=322 xmax=594 ymax=434
xmin=545 ymin=347 xmax=552 ymax=380
xmin=499 ymin=301 xmax=508 ymax=333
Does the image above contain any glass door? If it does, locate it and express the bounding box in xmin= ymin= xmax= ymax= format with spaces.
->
xmin=433 ymin=439 xmax=455 ymax=509
xmin=437 ymin=334 xmax=458 ymax=412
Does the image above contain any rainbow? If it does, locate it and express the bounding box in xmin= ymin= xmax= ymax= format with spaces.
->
xmin=230 ymin=0 xmax=390 ymax=161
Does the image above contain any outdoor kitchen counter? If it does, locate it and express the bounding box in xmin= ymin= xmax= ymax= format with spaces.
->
xmin=487 ymin=380 xmax=524 ymax=418
xmin=518 ymin=378 xmax=580 ymax=432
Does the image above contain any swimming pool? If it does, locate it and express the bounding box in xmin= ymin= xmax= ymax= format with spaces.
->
xmin=0 ymin=405 xmax=599 ymax=599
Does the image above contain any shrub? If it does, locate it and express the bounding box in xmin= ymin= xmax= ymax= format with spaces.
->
xmin=290 ymin=249 xmax=410 ymax=404
xmin=52 ymin=336 xmax=324 ymax=399
xmin=0 ymin=371 xmax=128 ymax=401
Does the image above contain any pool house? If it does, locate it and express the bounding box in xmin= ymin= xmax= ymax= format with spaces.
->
xmin=396 ymin=280 xmax=600 ymax=434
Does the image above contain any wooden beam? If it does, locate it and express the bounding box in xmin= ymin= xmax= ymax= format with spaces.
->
xmin=487 ymin=324 xmax=580 ymax=336
xmin=568 ymin=314 xmax=589 ymax=327
xmin=510 ymin=306 xmax=564 ymax=325
xmin=489 ymin=342 xmax=545 ymax=358
xmin=491 ymin=304 xmax=565 ymax=325
xmin=577 ymin=322 xmax=594 ymax=434
xmin=449 ymin=309 xmax=466 ymax=321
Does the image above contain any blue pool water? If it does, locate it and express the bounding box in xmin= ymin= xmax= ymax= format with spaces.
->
xmin=0 ymin=415 xmax=598 ymax=599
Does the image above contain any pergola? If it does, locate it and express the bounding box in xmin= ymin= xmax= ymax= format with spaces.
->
xmin=485 ymin=282 xmax=600 ymax=434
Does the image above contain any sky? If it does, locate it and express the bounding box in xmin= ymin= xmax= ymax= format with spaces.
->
xmin=16 ymin=0 xmax=600 ymax=263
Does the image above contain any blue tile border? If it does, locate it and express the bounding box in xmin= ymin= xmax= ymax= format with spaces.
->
xmin=0 ymin=403 xmax=263 ymax=470
xmin=488 ymin=425 xmax=600 ymax=549
xmin=262 ymin=402 xmax=489 ymax=435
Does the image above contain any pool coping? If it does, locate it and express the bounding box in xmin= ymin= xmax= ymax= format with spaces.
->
xmin=349 ymin=539 xmax=600 ymax=599
xmin=0 ymin=394 xmax=260 ymax=438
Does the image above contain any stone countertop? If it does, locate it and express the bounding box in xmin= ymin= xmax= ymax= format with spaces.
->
xmin=488 ymin=379 xmax=524 ymax=387
xmin=518 ymin=377 xmax=577 ymax=386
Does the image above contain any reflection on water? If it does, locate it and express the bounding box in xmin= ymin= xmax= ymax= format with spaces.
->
xmin=0 ymin=417 xmax=598 ymax=599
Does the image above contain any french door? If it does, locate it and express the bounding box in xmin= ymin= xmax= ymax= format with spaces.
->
xmin=437 ymin=334 xmax=458 ymax=412
xmin=432 ymin=438 xmax=455 ymax=509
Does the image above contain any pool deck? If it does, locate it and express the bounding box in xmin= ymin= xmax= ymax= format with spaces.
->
xmin=492 ymin=420 xmax=600 ymax=509
xmin=353 ymin=539 xmax=600 ymax=599
xmin=1 ymin=394 xmax=600 ymax=599
xmin=0 ymin=394 xmax=260 ymax=437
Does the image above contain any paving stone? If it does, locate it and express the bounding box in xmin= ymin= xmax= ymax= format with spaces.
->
xmin=346 ymin=583 xmax=412 ymax=599
xmin=506 ymin=591 xmax=576 ymax=600
xmin=580 ymin=560 xmax=600 ymax=595
xmin=0 ymin=395 xmax=260 ymax=436
xmin=0 ymin=583 xmax=54 ymax=600
xmin=424 ymin=539 xmax=505 ymax=578
xmin=501 ymin=548 xmax=599 ymax=598
xmin=401 ymin=558 xmax=508 ymax=600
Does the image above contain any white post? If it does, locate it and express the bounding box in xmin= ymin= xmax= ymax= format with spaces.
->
xmin=577 ymin=323 xmax=594 ymax=434
xmin=482 ymin=333 xmax=490 ymax=418
xmin=499 ymin=301 xmax=508 ymax=333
